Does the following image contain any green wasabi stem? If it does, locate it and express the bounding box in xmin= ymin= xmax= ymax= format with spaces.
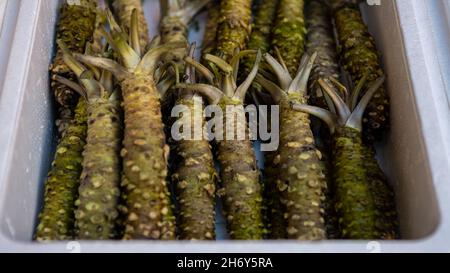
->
xmin=60 ymin=36 xmax=123 ymax=239
xmin=242 ymin=0 xmax=279 ymax=76
xmin=202 ymin=1 xmax=221 ymax=56
xmin=251 ymin=91 xmax=284 ymax=239
xmin=305 ymin=0 xmax=340 ymax=110
xmin=76 ymin=97 xmax=121 ymax=239
xmin=256 ymin=53 xmax=327 ymax=240
xmin=330 ymin=0 xmax=362 ymax=11
xmin=170 ymin=45 xmax=216 ymax=240
xmin=35 ymin=98 xmax=87 ymax=241
xmin=271 ymin=0 xmax=306 ymax=75
xmin=322 ymin=161 xmax=339 ymax=239
xmin=74 ymin=11 xmax=185 ymax=239
xmin=158 ymin=0 xmax=209 ymax=116
xmin=176 ymin=51 xmax=265 ymax=239
xmin=240 ymin=0 xmax=280 ymax=239
xmin=250 ymin=89 xmax=285 ymax=239
xmin=216 ymin=0 xmax=253 ymax=61
xmin=291 ymin=75 xmax=399 ymax=239
xmin=171 ymin=10 xmax=220 ymax=238
xmin=332 ymin=126 xmax=377 ymax=239
xmin=172 ymin=98 xmax=216 ymax=240
xmin=331 ymin=0 xmax=390 ymax=141
xmin=363 ymin=146 xmax=399 ymax=239
xmin=279 ymin=112 xmax=326 ymax=239
xmin=50 ymin=0 xmax=97 ymax=135
xmin=264 ymin=152 xmax=287 ymax=239
xmin=160 ymin=0 xmax=209 ymax=65
xmin=305 ymin=0 xmax=341 ymax=239
xmin=111 ymin=0 xmax=149 ymax=51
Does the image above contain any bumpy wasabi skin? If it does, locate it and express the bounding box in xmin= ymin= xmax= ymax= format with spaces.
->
xmin=119 ymin=75 xmax=175 ymax=239
xmin=277 ymin=94 xmax=327 ymax=240
xmin=217 ymin=97 xmax=264 ymax=239
xmin=160 ymin=17 xmax=188 ymax=65
xmin=75 ymin=12 xmax=184 ymax=239
xmin=331 ymin=127 xmax=397 ymax=239
xmin=272 ymin=0 xmax=306 ymax=75
xmin=202 ymin=1 xmax=221 ymax=56
xmin=363 ymin=146 xmax=399 ymax=239
xmin=331 ymin=0 xmax=389 ymax=140
xmin=55 ymin=15 xmax=124 ymax=239
xmin=176 ymin=52 xmax=265 ymax=239
xmin=290 ymin=75 xmax=399 ymax=239
xmin=172 ymin=98 xmax=217 ymax=240
xmin=305 ymin=0 xmax=341 ymax=239
xmin=75 ymin=100 xmax=122 ymax=239
xmin=158 ymin=2 xmax=216 ymax=239
xmin=332 ymin=127 xmax=378 ymax=239
xmin=50 ymin=0 xmax=96 ymax=133
xmin=256 ymin=48 xmax=327 ymax=240
xmin=264 ymin=154 xmax=287 ymax=239
xmin=111 ymin=0 xmax=149 ymax=50
xmin=240 ymin=0 xmax=280 ymax=239
xmin=242 ymin=0 xmax=278 ymax=75
xmin=159 ymin=0 xmax=209 ymax=113
xmin=160 ymin=0 xmax=208 ymax=65
xmin=35 ymin=99 xmax=87 ymax=241
xmin=164 ymin=14 xmax=219 ymax=240
xmin=216 ymin=0 xmax=253 ymax=61
xmin=305 ymin=0 xmax=340 ymax=109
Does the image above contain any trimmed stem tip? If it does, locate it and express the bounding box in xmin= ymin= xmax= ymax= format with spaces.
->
xmin=346 ymin=76 xmax=386 ymax=131
xmin=234 ymin=50 xmax=262 ymax=101
xmin=291 ymin=75 xmax=386 ymax=134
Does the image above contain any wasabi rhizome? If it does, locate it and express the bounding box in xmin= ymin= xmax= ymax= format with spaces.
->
xmin=36 ymin=0 xmax=97 ymax=241
xmin=34 ymin=0 xmax=400 ymax=243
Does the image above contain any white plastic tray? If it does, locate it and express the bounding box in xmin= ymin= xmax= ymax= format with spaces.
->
xmin=0 ymin=0 xmax=450 ymax=252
